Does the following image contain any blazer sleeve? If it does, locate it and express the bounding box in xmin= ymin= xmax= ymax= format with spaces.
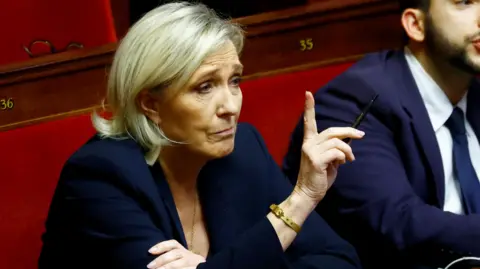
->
xmin=246 ymin=124 xmax=361 ymax=269
xmin=283 ymin=74 xmax=480 ymax=265
xmin=39 ymin=156 xmax=169 ymax=269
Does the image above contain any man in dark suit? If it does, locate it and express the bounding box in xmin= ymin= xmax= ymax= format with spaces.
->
xmin=283 ymin=0 xmax=480 ymax=268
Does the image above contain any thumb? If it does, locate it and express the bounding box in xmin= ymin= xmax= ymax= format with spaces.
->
xmin=303 ymin=91 xmax=317 ymax=141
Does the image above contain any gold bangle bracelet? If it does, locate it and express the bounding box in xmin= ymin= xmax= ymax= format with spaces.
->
xmin=269 ymin=204 xmax=301 ymax=233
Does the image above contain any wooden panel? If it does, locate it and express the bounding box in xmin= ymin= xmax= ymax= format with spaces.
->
xmin=237 ymin=0 xmax=401 ymax=77
xmin=242 ymin=12 xmax=399 ymax=78
xmin=0 ymin=0 xmax=402 ymax=131
xmin=0 ymin=44 xmax=115 ymax=130
xmin=0 ymin=68 xmax=106 ymax=130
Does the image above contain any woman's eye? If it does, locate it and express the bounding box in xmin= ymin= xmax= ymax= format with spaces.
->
xmin=230 ymin=76 xmax=242 ymax=86
xmin=457 ymin=0 xmax=473 ymax=5
xmin=197 ymin=82 xmax=213 ymax=94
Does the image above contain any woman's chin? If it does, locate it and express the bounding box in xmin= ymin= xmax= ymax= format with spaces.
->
xmin=209 ymin=140 xmax=235 ymax=159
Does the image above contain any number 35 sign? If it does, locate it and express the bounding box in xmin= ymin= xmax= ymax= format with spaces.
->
xmin=299 ymin=38 xmax=313 ymax=51
xmin=0 ymin=98 xmax=14 ymax=110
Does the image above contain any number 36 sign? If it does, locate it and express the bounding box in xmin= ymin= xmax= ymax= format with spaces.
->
xmin=0 ymin=98 xmax=14 ymax=110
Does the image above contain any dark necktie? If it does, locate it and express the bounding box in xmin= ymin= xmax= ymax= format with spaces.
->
xmin=445 ymin=107 xmax=480 ymax=214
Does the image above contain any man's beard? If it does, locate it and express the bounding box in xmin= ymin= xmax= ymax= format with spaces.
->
xmin=424 ymin=15 xmax=480 ymax=75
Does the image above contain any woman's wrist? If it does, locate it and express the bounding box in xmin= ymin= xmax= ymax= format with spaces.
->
xmin=278 ymin=187 xmax=319 ymax=227
xmin=266 ymin=186 xmax=320 ymax=251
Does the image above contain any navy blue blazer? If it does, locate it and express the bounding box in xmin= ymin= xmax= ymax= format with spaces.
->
xmin=283 ymin=50 xmax=480 ymax=269
xmin=38 ymin=123 xmax=360 ymax=269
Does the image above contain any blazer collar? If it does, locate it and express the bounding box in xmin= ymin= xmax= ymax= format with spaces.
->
xmin=111 ymin=138 xmax=177 ymax=238
xmin=197 ymin=158 xmax=239 ymax=254
xmin=391 ymin=49 xmax=446 ymax=206
xmin=150 ymin=162 xmax=188 ymax=247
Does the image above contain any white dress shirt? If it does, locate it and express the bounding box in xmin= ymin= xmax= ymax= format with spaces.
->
xmin=404 ymin=47 xmax=480 ymax=215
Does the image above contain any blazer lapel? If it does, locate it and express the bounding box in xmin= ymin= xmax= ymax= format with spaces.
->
xmin=121 ymin=139 xmax=177 ymax=238
xmin=467 ymin=80 xmax=480 ymax=140
xmin=197 ymin=156 xmax=239 ymax=255
xmin=392 ymin=51 xmax=445 ymax=206
xmin=150 ymin=162 xmax=188 ymax=247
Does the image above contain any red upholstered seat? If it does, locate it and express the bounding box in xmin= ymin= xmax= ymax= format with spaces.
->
xmin=0 ymin=0 xmax=116 ymax=65
xmin=0 ymin=63 xmax=352 ymax=268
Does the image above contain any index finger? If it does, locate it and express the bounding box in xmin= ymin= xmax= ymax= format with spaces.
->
xmin=318 ymin=127 xmax=365 ymax=142
xmin=303 ymin=91 xmax=318 ymax=140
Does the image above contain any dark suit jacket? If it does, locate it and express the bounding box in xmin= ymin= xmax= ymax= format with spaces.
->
xmin=283 ymin=50 xmax=480 ymax=269
xmin=38 ymin=123 xmax=360 ymax=269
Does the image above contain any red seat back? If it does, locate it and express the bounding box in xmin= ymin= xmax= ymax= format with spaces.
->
xmin=0 ymin=115 xmax=96 ymax=269
xmin=0 ymin=0 xmax=116 ymax=65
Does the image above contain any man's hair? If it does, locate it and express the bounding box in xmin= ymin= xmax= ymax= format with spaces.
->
xmin=398 ymin=0 xmax=430 ymax=12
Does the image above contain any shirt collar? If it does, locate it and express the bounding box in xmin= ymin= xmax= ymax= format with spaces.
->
xmin=404 ymin=46 xmax=468 ymax=131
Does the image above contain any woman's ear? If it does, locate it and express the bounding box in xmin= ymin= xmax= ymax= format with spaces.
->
xmin=137 ymin=90 xmax=162 ymax=125
xmin=401 ymin=8 xmax=427 ymax=43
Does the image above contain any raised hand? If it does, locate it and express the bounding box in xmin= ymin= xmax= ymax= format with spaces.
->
xmin=294 ymin=91 xmax=365 ymax=203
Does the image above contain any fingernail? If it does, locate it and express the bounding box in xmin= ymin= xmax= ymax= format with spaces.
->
xmin=148 ymin=246 xmax=157 ymax=253
xmin=147 ymin=261 xmax=155 ymax=268
xmin=356 ymin=130 xmax=365 ymax=136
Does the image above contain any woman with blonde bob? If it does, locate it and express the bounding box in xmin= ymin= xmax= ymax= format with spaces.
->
xmin=39 ymin=2 xmax=364 ymax=269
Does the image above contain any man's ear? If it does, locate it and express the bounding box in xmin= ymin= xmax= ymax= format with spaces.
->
xmin=137 ymin=90 xmax=162 ymax=125
xmin=401 ymin=8 xmax=427 ymax=43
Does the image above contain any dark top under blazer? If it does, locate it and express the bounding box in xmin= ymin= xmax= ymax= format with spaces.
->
xmin=38 ymin=123 xmax=361 ymax=269
xmin=283 ymin=49 xmax=480 ymax=269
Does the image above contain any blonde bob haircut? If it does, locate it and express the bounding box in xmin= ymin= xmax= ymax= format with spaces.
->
xmin=92 ymin=2 xmax=245 ymax=165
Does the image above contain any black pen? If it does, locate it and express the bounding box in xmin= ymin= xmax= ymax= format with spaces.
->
xmin=343 ymin=93 xmax=378 ymax=143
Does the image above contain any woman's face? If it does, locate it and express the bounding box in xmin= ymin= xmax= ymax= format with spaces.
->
xmin=156 ymin=41 xmax=243 ymax=159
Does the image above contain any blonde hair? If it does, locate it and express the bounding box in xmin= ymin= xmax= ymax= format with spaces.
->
xmin=92 ymin=2 xmax=245 ymax=165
